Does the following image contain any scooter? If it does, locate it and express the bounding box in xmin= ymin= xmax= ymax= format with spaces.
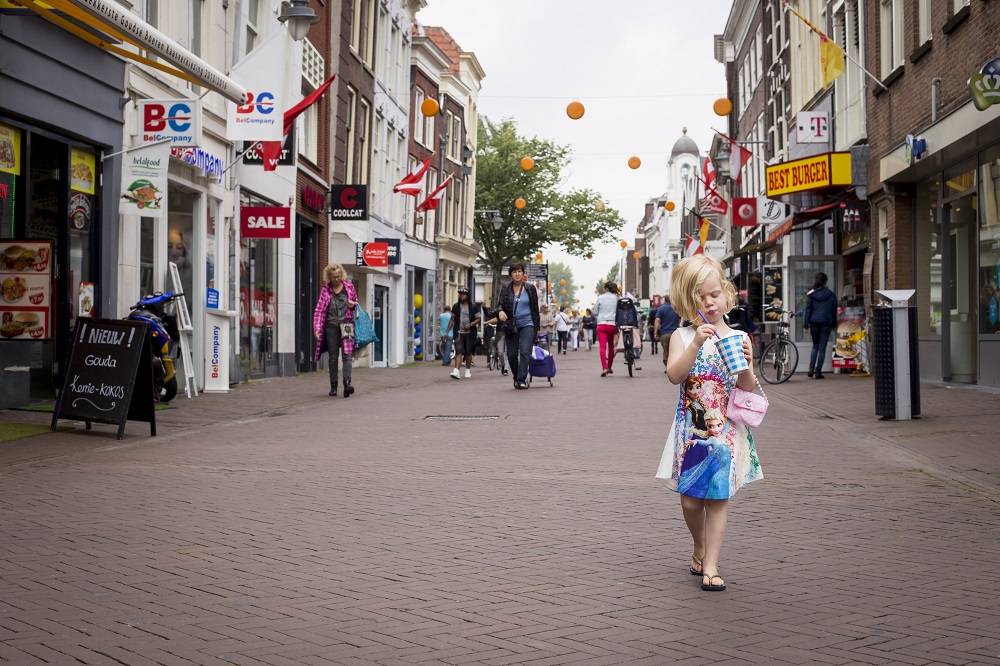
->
xmin=126 ymin=292 xmax=182 ymax=402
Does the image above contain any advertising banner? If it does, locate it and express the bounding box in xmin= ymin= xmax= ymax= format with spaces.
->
xmin=120 ymin=142 xmax=169 ymax=217
xmin=240 ymin=206 xmax=291 ymax=239
xmin=139 ymin=99 xmax=202 ymax=147
xmin=832 ymin=305 xmax=866 ymax=369
xmin=373 ymin=238 xmax=401 ymax=265
xmin=765 ymin=152 xmax=852 ymax=197
xmin=329 ymin=184 xmax=368 ymax=221
xmin=0 ymin=240 xmax=52 ymax=340
xmin=70 ymin=147 xmax=96 ymax=194
xmin=356 ymin=242 xmax=389 ymax=268
xmin=763 ymin=266 xmax=783 ymax=322
xmin=228 ymin=31 xmax=286 ymax=141
xmin=242 ymin=124 xmax=295 ymax=168
xmin=0 ymin=122 xmax=21 ymax=175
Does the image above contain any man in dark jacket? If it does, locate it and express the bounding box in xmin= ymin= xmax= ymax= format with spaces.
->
xmin=803 ymin=272 xmax=838 ymax=379
xmin=446 ymin=287 xmax=481 ymax=379
xmin=496 ymin=262 xmax=541 ymax=390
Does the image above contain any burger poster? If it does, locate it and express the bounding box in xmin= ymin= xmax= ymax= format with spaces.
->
xmin=832 ymin=305 xmax=866 ymax=369
xmin=119 ymin=142 xmax=168 ymax=218
xmin=70 ymin=147 xmax=96 ymax=195
xmin=0 ymin=240 xmax=52 ymax=340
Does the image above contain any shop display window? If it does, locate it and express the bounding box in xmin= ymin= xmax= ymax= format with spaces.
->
xmin=979 ymin=146 xmax=1000 ymax=335
xmin=915 ymin=176 xmax=943 ymax=335
xmin=167 ymin=188 xmax=198 ymax=298
xmin=140 ymin=217 xmax=155 ymax=298
xmin=238 ymin=191 xmax=277 ymax=378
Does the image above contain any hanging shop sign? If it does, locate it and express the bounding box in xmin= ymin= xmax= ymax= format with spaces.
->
xmin=302 ymin=184 xmax=326 ymax=213
xmin=0 ymin=240 xmax=53 ymax=340
xmin=120 ymin=142 xmax=169 ymax=217
xmin=69 ymin=193 xmax=92 ymax=232
xmin=170 ymin=146 xmax=224 ymax=183
xmin=0 ymin=122 xmax=21 ymax=175
xmin=242 ymin=122 xmax=295 ymax=168
xmin=373 ymin=238 xmax=401 ymax=265
xmin=765 ymin=152 xmax=851 ymax=197
xmin=356 ymin=241 xmax=389 ymax=268
xmin=70 ymin=147 xmax=96 ymax=194
xmin=904 ymin=134 xmax=927 ymax=166
xmin=329 ymin=184 xmax=368 ymax=221
xmin=227 ymin=31 xmax=286 ymax=141
xmin=139 ymin=99 xmax=202 ymax=147
xmin=240 ymin=206 xmax=291 ymax=239
xmin=970 ymin=56 xmax=1000 ymax=111
xmin=796 ymin=111 xmax=829 ymax=144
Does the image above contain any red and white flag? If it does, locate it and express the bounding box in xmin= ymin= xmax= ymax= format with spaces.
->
xmin=703 ymin=157 xmax=716 ymax=188
xmin=415 ymin=176 xmax=452 ymax=213
xmin=700 ymin=186 xmax=729 ymax=215
xmin=733 ymin=197 xmax=757 ymax=226
xmin=727 ymin=138 xmax=754 ymax=184
xmin=260 ymin=72 xmax=337 ymax=171
xmin=394 ymin=156 xmax=433 ymax=196
xmin=684 ymin=235 xmax=704 ymax=258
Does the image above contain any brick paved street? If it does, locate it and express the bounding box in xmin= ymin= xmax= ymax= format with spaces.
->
xmin=1 ymin=350 xmax=998 ymax=665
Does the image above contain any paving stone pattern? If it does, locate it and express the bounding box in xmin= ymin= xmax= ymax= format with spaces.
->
xmin=1 ymin=350 xmax=998 ymax=665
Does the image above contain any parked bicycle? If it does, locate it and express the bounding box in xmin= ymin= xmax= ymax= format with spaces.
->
xmin=619 ymin=325 xmax=637 ymax=377
xmin=759 ymin=307 xmax=799 ymax=384
xmin=484 ymin=323 xmax=503 ymax=371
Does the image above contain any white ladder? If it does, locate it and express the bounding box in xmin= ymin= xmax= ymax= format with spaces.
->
xmin=168 ymin=262 xmax=198 ymax=399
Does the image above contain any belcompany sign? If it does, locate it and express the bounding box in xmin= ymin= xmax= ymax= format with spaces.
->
xmin=765 ymin=152 xmax=852 ymax=198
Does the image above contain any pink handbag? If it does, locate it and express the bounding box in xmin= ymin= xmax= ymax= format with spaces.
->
xmin=726 ymin=375 xmax=768 ymax=427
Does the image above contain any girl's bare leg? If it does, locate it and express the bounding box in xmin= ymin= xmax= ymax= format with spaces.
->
xmin=702 ymin=498 xmax=729 ymax=585
xmin=680 ymin=494 xmax=706 ymax=573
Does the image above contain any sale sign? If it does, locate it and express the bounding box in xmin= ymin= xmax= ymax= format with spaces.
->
xmin=240 ymin=206 xmax=291 ymax=239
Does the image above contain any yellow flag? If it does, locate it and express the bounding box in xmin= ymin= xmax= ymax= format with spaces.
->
xmin=821 ymin=34 xmax=846 ymax=87
xmin=699 ymin=217 xmax=710 ymax=246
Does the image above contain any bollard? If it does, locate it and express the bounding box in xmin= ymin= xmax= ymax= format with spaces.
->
xmin=872 ymin=290 xmax=920 ymax=420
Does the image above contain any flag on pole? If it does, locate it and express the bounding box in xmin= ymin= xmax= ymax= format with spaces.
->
xmin=728 ymin=139 xmax=753 ymax=184
xmin=394 ymin=156 xmax=433 ymax=196
xmin=697 ymin=176 xmax=729 ymax=215
xmin=699 ymin=216 xmax=711 ymax=245
xmin=260 ymin=72 xmax=337 ymax=171
xmin=783 ymin=0 xmax=845 ymax=87
xmin=684 ymin=235 xmax=704 ymax=258
xmin=703 ymin=157 xmax=717 ymax=188
xmin=416 ymin=176 xmax=452 ymax=213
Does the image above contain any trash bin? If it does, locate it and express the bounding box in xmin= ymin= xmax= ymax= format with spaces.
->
xmin=871 ymin=290 xmax=920 ymax=420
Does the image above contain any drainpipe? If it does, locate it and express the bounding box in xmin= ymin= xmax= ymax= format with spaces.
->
xmin=931 ymin=78 xmax=942 ymax=123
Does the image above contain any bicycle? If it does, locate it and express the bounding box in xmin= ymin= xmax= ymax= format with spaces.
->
xmin=619 ymin=325 xmax=637 ymax=377
xmin=484 ymin=323 xmax=502 ymax=371
xmin=758 ymin=308 xmax=799 ymax=384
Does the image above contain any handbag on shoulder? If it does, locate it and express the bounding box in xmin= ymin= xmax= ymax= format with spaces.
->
xmin=726 ymin=374 xmax=768 ymax=427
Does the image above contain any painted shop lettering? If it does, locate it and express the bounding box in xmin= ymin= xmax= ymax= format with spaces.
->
xmin=246 ymin=215 xmax=287 ymax=229
xmin=88 ymin=328 xmax=126 ymax=345
xmin=84 ymin=354 xmax=117 ymax=368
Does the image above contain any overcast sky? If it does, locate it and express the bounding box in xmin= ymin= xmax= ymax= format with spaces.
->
xmin=417 ymin=0 xmax=733 ymax=308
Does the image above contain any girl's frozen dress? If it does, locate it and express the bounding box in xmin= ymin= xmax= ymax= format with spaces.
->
xmin=656 ymin=327 xmax=762 ymax=499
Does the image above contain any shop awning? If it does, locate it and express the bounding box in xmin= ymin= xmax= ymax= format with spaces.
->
xmin=16 ymin=0 xmax=246 ymax=104
xmin=768 ymin=201 xmax=839 ymax=243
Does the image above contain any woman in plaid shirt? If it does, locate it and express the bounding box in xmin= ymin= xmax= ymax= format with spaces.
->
xmin=313 ymin=264 xmax=358 ymax=397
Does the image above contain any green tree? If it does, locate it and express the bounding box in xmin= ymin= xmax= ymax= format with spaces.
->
xmin=547 ymin=261 xmax=576 ymax=309
xmin=595 ymin=263 xmax=620 ymax=294
xmin=473 ymin=117 xmax=626 ymax=294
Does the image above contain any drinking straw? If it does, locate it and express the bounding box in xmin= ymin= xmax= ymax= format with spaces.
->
xmin=697 ymin=310 xmax=721 ymax=339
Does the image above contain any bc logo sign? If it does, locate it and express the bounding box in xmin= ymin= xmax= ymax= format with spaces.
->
xmin=139 ymin=99 xmax=202 ymax=147
xmin=236 ymin=92 xmax=277 ymax=115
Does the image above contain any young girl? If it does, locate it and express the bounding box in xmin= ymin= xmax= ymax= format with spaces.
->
xmin=656 ymin=255 xmax=762 ymax=592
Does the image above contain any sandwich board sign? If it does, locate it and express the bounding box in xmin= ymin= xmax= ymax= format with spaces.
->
xmin=52 ymin=318 xmax=156 ymax=440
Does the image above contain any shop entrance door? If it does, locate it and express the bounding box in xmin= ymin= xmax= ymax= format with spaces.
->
xmin=373 ymin=285 xmax=388 ymax=367
xmin=788 ymin=256 xmax=841 ymax=371
xmin=296 ymin=222 xmax=317 ymax=373
xmin=942 ymin=191 xmax=978 ymax=382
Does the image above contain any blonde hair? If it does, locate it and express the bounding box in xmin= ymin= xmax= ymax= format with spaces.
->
xmin=323 ymin=263 xmax=347 ymax=283
xmin=704 ymin=408 xmax=725 ymax=424
xmin=669 ymin=255 xmax=737 ymax=322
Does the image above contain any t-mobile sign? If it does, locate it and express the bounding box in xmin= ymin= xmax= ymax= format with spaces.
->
xmin=241 ymin=206 xmax=291 ymax=239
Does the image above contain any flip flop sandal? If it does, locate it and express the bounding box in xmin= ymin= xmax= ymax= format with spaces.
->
xmin=701 ymin=574 xmax=726 ymax=591
xmin=690 ymin=554 xmax=704 ymax=576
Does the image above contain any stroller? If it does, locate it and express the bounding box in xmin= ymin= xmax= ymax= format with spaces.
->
xmin=527 ymin=345 xmax=556 ymax=387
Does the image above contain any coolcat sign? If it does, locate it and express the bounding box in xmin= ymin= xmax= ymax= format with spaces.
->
xmin=329 ymin=184 xmax=368 ymax=221
xmin=240 ymin=206 xmax=291 ymax=239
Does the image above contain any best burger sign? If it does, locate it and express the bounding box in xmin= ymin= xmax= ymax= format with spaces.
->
xmin=240 ymin=206 xmax=291 ymax=239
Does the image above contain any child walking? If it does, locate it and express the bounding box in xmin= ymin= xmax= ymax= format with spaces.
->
xmin=656 ymin=255 xmax=763 ymax=591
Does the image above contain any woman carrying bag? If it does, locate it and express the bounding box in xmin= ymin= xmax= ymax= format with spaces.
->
xmin=313 ymin=263 xmax=358 ymax=398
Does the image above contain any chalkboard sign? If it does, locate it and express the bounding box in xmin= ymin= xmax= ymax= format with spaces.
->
xmin=51 ymin=318 xmax=156 ymax=440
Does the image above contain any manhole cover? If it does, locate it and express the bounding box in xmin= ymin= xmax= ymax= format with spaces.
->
xmin=424 ymin=415 xmax=500 ymax=421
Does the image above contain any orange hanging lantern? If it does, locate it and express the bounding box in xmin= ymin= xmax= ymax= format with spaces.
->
xmin=560 ymin=280 xmax=566 ymax=286
xmin=666 ymin=201 xmax=676 ymax=211
xmin=620 ymin=240 xmax=628 ymax=248
xmin=587 ymin=254 xmax=593 ymax=259
xmin=535 ymin=252 xmax=543 ymax=260
xmin=566 ymin=101 xmax=585 ymax=120
xmin=515 ymin=198 xmax=526 ymax=210
xmin=421 ymin=98 xmax=440 ymax=117
xmin=561 ymin=289 xmax=567 ymax=295
xmin=520 ymin=156 xmax=535 ymax=171
xmin=713 ymin=98 xmax=733 ymax=116
xmin=628 ymin=156 xmax=641 ymax=169
xmin=633 ymin=252 xmax=640 ymax=259
xmin=594 ymin=201 xmax=605 ymax=212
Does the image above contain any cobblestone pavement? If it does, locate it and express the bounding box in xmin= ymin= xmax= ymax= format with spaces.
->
xmin=1 ymin=348 xmax=998 ymax=665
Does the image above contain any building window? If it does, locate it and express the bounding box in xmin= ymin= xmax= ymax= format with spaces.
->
xmin=880 ymin=0 xmax=903 ymax=77
xmin=345 ymin=87 xmax=357 ymax=182
xmin=300 ymin=40 xmax=324 ymax=166
xmin=953 ymin=0 xmax=970 ymax=11
xmin=424 ymin=104 xmax=436 ymax=149
xmin=754 ymin=25 xmax=763 ymax=88
xmin=359 ymin=99 xmax=371 ymax=185
xmin=246 ymin=0 xmax=261 ymax=55
xmin=352 ymin=0 xmax=375 ymax=66
xmin=190 ymin=0 xmax=202 ymax=57
xmin=374 ymin=114 xmax=384 ymax=212
xmin=145 ymin=0 xmax=158 ymax=29
xmin=449 ymin=115 xmax=462 ymax=161
xmin=918 ymin=0 xmax=932 ymax=44
xmin=413 ymin=87 xmax=425 ymax=145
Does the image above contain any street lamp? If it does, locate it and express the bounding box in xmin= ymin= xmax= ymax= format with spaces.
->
xmin=474 ymin=209 xmax=503 ymax=230
xmin=714 ymin=140 xmax=731 ymax=184
xmin=278 ymin=0 xmax=320 ymax=41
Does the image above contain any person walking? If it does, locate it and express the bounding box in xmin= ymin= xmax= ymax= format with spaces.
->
xmin=496 ymin=263 xmax=541 ymax=390
xmin=654 ymin=294 xmax=681 ymax=374
xmin=446 ymin=287 xmax=481 ymax=379
xmin=438 ymin=304 xmax=453 ymax=366
xmin=656 ymin=254 xmax=763 ymax=593
xmin=648 ymin=306 xmax=660 ymax=355
xmin=538 ymin=304 xmax=555 ymax=352
xmin=569 ymin=310 xmax=581 ymax=351
xmin=593 ymin=281 xmax=619 ymax=376
xmin=554 ymin=306 xmax=571 ymax=354
xmin=803 ymin=272 xmax=838 ymax=379
xmin=313 ymin=263 xmax=358 ymax=398
xmin=581 ymin=308 xmax=596 ymax=351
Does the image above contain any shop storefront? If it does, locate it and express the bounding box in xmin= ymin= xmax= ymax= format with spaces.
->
xmin=295 ymin=182 xmax=328 ymax=373
xmin=239 ymin=191 xmax=282 ymax=379
xmin=0 ymin=14 xmax=124 ymax=407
